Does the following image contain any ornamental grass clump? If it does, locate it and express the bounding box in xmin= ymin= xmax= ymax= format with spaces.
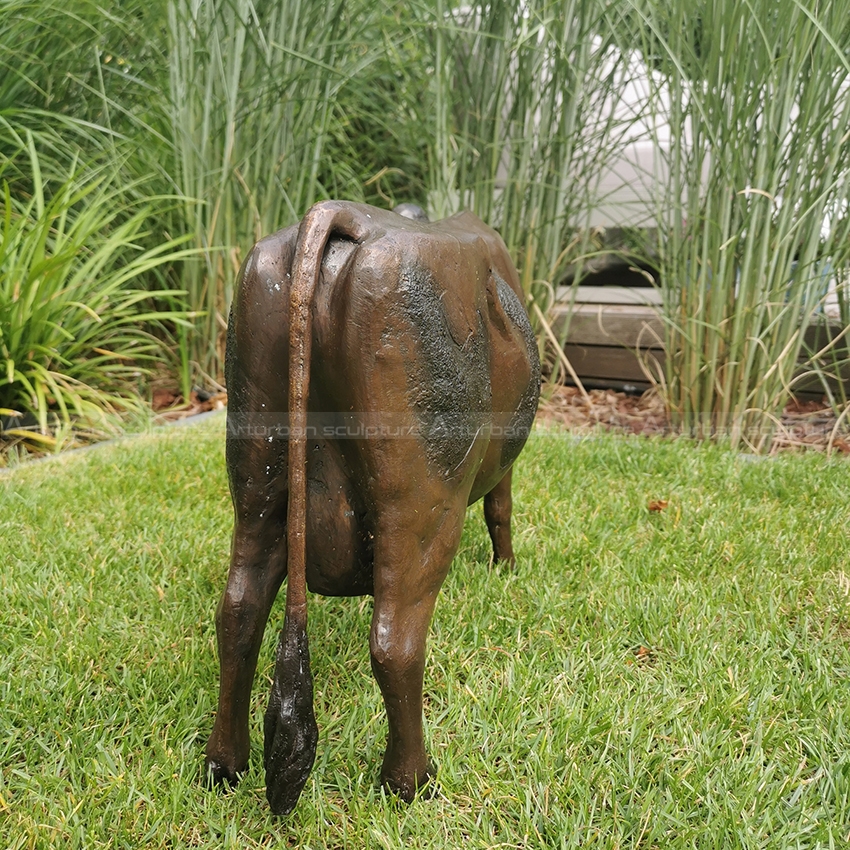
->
xmin=161 ymin=0 xmax=383 ymax=377
xmin=0 ymin=129 xmax=191 ymax=449
xmin=429 ymin=0 xmax=633 ymax=318
xmin=625 ymin=0 xmax=850 ymax=449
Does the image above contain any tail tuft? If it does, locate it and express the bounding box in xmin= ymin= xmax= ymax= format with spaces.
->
xmin=263 ymin=609 xmax=318 ymax=816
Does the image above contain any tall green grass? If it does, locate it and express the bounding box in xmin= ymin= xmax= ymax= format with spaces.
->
xmin=3 ymin=0 xmax=850 ymax=449
xmin=430 ymin=0 xmax=631 ymax=317
xmin=158 ymin=0 xmax=396 ymax=378
xmin=0 ymin=0 xmax=162 ymax=122
xmin=622 ymin=0 xmax=850 ymax=449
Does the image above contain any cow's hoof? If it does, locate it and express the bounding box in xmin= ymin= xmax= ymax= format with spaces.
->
xmin=381 ymin=764 xmax=436 ymax=803
xmin=204 ymin=757 xmax=245 ymax=789
xmin=494 ymin=554 xmax=517 ymax=570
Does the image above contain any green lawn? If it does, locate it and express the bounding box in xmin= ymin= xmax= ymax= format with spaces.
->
xmin=2 ymin=417 xmax=850 ymax=848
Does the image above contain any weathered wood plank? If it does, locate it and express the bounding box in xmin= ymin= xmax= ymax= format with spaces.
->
xmin=563 ymin=344 xmax=664 ymax=384
xmin=556 ymin=285 xmax=662 ymax=305
xmin=552 ymin=303 xmax=663 ymax=348
xmin=553 ymin=286 xmax=849 ymax=397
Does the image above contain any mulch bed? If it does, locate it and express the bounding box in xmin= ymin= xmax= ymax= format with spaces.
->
xmin=537 ymin=385 xmax=850 ymax=454
xmin=151 ymin=387 xmax=227 ymax=422
xmin=150 ymin=382 xmax=850 ymax=454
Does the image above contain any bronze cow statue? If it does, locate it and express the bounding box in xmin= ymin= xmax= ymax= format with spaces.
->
xmin=204 ymin=200 xmax=540 ymax=814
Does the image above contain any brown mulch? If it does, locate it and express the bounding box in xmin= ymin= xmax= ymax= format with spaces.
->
xmin=150 ymin=382 xmax=850 ymax=453
xmin=537 ymin=384 xmax=850 ymax=453
xmin=151 ymin=387 xmax=227 ymax=422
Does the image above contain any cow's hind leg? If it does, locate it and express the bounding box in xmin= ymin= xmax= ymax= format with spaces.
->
xmin=369 ymin=498 xmax=466 ymax=801
xmin=484 ymin=468 xmax=515 ymax=566
xmin=205 ymin=443 xmax=288 ymax=786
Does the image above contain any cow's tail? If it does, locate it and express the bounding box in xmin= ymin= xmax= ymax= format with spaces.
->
xmin=264 ymin=201 xmax=368 ymax=816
